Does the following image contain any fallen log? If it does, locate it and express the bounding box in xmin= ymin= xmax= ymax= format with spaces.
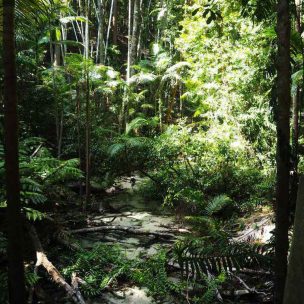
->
xmin=70 ymin=225 xmax=182 ymax=239
xmin=26 ymin=223 xmax=86 ymax=304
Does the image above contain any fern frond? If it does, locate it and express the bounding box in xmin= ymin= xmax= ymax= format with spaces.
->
xmin=108 ymin=142 xmax=125 ymax=157
xmin=21 ymin=191 xmax=47 ymax=205
xmin=23 ymin=207 xmax=45 ymax=221
xmin=174 ymin=239 xmax=271 ymax=281
xmin=126 ymin=117 xmax=150 ymax=134
xmin=205 ymin=195 xmax=233 ymax=216
xmin=25 ymin=271 xmax=40 ymax=287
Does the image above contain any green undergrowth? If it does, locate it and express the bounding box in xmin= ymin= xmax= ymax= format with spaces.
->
xmin=62 ymin=244 xmax=183 ymax=300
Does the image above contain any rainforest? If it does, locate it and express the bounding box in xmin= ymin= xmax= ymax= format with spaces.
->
xmin=0 ymin=0 xmax=302 ymax=303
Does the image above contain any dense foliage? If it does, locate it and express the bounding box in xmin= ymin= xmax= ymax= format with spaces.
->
xmin=0 ymin=0 xmax=302 ymax=303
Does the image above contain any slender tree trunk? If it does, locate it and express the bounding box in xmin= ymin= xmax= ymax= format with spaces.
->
xmin=159 ymin=98 xmax=163 ymax=132
xmin=290 ymin=0 xmax=303 ymax=209
xmin=275 ymin=0 xmax=292 ymax=303
xmin=127 ymin=0 xmax=133 ymax=81
xmin=53 ymin=40 xmax=63 ymax=158
xmin=105 ymin=0 xmax=115 ymax=62
xmin=121 ymin=0 xmax=133 ymax=132
xmin=291 ymin=89 xmax=300 ymax=209
xmin=130 ymin=0 xmax=140 ymax=73
xmin=96 ymin=0 xmax=105 ymax=64
xmin=84 ymin=0 xmax=91 ymax=210
xmin=84 ymin=0 xmax=90 ymax=59
xmin=136 ymin=0 xmax=144 ymax=59
xmin=76 ymin=86 xmax=83 ymax=195
xmin=3 ymin=0 xmax=26 ymax=302
xmin=112 ymin=0 xmax=118 ymax=45
xmin=157 ymin=0 xmax=165 ymax=44
xmin=295 ymin=0 xmax=302 ymax=32
xmin=84 ymin=74 xmax=91 ymax=210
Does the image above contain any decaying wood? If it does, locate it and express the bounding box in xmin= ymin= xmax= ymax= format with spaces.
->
xmin=222 ymin=290 xmax=250 ymax=296
xmin=27 ymin=224 xmax=86 ymax=304
xmin=240 ymin=268 xmax=271 ymax=275
xmin=229 ymin=272 xmax=267 ymax=296
xmin=70 ymin=225 xmax=187 ymax=238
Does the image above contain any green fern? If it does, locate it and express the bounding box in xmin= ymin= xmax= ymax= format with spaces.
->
xmin=0 ymin=140 xmax=83 ymax=223
xmin=126 ymin=117 xmax=149 ymax=134
xmin=174 ymin=238 xmax=271 ymax=281
xmin=63 ymin=244 xmax=131 ymax=297
xmin=108 ymin=135 xmax=151 ymax=157
xmin=23 ymin=207 xmax=45 ymax=221
xmin=204 ymin=195 xmax=233 ymax=216
xmin=25 ymin=271 xmax=40 ymax=287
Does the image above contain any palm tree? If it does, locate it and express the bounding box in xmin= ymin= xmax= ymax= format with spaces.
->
xmin=3 ymin=0 xmax=26 ymax=302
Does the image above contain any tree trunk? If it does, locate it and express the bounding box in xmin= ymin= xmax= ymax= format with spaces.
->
xmin=96 ymin=0 xmax=105 ymax=64
xmin=105 ymin=0 xmax=115 ymax=62
xmin=295 ymin=0 xmax=302 ymax=32
xmin=130 ymin=0 xmax=140 ymax=74
xmin=3 ymin=0 xmax=26 ymax=302
xmin=275 ymin=0 xmax=292 ymax=303
xmin=84 ymin=0 xmax=90 ymax=59
xmin=84 ymin=75 xmax=91 ymax=210
xmin=52 ymin=28 xmax=64 ymax=159
xmin=121 ymin=0 xmax=133 ymax=132
xmin=284 ymin=177 xmax=304 ymax=304
xmin=127 ymin=0 xmax=133 ymax=81
xmin=112 ymin=0 xmax=118 ymax=45
xmin=290 ymin=0 xmax=303 ymax=210
xmin=84 ymin=0 xmax=91 ymax=210
xmin=76 ymin=86 xmax=83 ymax=195
xmin=290 ymin=89 xmax=300 ymax=210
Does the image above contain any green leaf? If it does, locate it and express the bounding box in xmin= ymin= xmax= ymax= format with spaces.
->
xmin=60 ymin=16 xmax=87 ymax=24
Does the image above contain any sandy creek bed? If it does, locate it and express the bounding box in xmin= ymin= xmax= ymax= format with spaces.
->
xmin=78 ymin=177 xmax=187 ymax=304
xmin=72 ymin=177 xmax=274 ymax=304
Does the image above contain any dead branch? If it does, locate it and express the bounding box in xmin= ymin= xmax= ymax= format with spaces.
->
xmin=30 ymin=143 xmax=44 ymax=158
xmin=229 ymin=272 xmax=267 ymax=296
xmin=26 ymin=223 xmax=86 ymax=304
xmin=70 ymin=225 xmax=183 ymax=238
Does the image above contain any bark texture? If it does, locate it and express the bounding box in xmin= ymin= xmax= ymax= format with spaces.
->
xmin=275 ymin=0 xmax=291 ymax=303
xmin=3 ymin=0 xmax=26 ymax=302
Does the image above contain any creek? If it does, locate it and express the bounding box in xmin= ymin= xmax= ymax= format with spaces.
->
xmin=79 ymin=176 xmax=188 ymax=304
